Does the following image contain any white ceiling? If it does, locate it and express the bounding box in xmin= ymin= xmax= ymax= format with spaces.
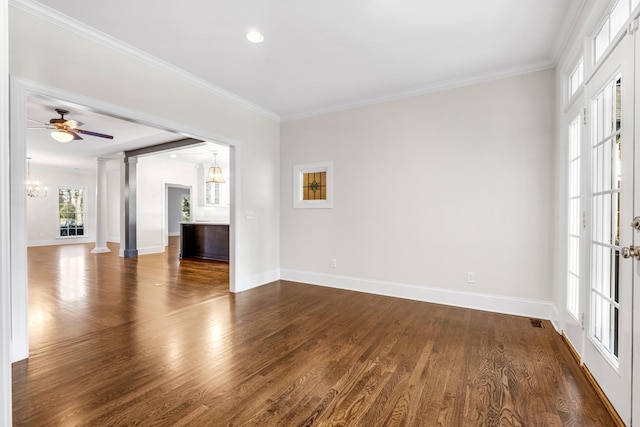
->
xmin=20 ymin=0 xmax=582 ymax=170
xmin=32 ymin=0 xmax=582 ymax=120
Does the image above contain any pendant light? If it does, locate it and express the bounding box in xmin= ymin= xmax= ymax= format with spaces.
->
xmin=206 ymin=152 xmax=225 ymax=184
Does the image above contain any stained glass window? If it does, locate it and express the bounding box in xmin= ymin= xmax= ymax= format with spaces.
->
xmin=302 ymin=171 xmax=327 ymax=200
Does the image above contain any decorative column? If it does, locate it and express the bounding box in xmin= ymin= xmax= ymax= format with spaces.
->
xmin=92 ymin=157 xmax=110 ymax=253
xmin=123 ymin=156 xmax=138 ymax=258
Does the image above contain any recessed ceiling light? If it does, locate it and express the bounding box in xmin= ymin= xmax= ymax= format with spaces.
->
xmin=246 ymin=31 xmax=264 ymax=43
xmin=169 ymin=154 xmax=177 ymax=159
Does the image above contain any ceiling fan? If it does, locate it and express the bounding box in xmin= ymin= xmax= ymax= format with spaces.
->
xmin=28 ymin=108 xmax=114 ymax=143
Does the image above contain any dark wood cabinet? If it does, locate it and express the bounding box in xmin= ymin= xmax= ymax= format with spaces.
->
xmin=180 ymin=223 xmax=229 ymax=262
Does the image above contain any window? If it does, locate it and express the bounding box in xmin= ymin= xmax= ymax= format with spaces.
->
xmin=302 ymin=171 xmax=327 ymax=201
xmin=593 ymin=0 xmax=632 ymax=63
xmin=59 ymin=187 xmax=85 ymax=237
xmin=205 ymin=182 xmax=221 ymax=205
xmin=182 ymin=195 xmax=190 ymax=221
xmin=569 ymin=57 xmax=584 ymax=98
xmin=293 ymin=161 xmax=333 ymax=209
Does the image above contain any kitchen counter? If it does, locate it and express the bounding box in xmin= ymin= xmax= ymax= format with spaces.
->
xmin=179 ymin=222 xmax=229 ymax=262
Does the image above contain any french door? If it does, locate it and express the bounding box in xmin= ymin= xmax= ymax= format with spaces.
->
xmin=582 ymin=31 xmax=634 ymax=424
xmin=563 ymin=99 xmax=585 ymax=357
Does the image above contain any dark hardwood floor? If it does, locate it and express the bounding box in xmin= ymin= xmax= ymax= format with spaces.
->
xmin=13 ymin=238 xmax=613 ymax=426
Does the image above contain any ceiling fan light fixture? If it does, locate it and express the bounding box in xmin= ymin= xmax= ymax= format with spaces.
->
xmin=50 ymin=130 xmax=74 ymax=143
xmin=246 ymin=30 xmax=264 ymax=43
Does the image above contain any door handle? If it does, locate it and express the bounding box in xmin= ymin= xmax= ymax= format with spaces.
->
xmin=621 ymin=245 xmax=640 ymax=260
xmin=632 ymin=216 xmax=640 ymax=230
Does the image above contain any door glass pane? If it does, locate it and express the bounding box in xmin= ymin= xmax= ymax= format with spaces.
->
xmin=591 ymin=74 xmax=622 ymax=361
xmin=567 ymin=116 xmax=581 ymax=320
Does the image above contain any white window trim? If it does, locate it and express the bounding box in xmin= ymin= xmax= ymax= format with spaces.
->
xmin=293 ymin=161 xmax=333 ymax=209
xmin=566 ymin=55 xmax=585 ymax=107
xmin=57 ymin=185 xmax=88 ymax=238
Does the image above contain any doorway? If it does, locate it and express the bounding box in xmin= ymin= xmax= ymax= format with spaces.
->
xmin=562 ymin=17 xmax=636 ymax=424
xmin=167 ymin=185 xmax=192 ymax=241
xmin=9 ymin=78 xmax=239 ymax=362
xmin=581 ymin=34 xmax=633 ymax=422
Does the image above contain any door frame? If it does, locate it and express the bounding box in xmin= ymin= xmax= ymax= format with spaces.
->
xmin=0 ymin=0 xmax=12 ymax=424
xmin=562 ymin=97 xmax=587 ymax=361
xmin=632 ymin=15 xmax=640 ymax=422
xmin=9 ymin=76 xmax=241 ymax=361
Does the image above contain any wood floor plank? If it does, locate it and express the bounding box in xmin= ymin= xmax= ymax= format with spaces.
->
xmin=12 ymin=239 xmax=615 ymax=426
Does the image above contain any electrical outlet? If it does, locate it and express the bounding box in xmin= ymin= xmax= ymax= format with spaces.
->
xmin=330 ymin=259 xmax=337 ymax=268
xmin=467 ymin=272 xmax=476 ymax=284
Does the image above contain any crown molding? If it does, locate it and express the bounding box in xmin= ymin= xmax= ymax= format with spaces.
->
xmin=282 ymin=61 xmax=556 ymax=122
xmin=550 ymin=0 xmax=587 ymax=64
xmin=9 ymin=0 xmax=281 ymax=122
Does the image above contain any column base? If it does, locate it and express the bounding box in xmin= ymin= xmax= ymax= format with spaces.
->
xmin=122 ymin=249 xmax=138 ymax=258
xmin=91 ymin=247 xmax=111 ymax=254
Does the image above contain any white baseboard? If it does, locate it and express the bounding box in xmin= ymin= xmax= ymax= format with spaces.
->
xmin=168 ymin=231 xmax=180 ymax=237
xmin=107 ymin=236 xmax=120 ymax=243
xmin=28 ymin=237 xmax=95 ymax=247
xmin=280 ymin=269 xmax=556 ymax=321
xmin=137 ymin=246 xmax=165 ymax=255
xmin=118 ymin=246 xmax=165 ymax=257
xmin=234 ymin=269 xmax=280 ymax=293
xmin=549 ymin=303 xmax=561 ymax=332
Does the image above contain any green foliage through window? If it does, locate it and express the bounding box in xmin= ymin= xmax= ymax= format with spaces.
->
xmin=182 ymin=195 xmax=190 ymax=221
xmin=59 ymin=187 xmax=85 ymax=237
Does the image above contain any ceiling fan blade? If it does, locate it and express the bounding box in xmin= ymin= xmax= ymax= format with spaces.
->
xmin=75 ymin=129 xmax=114 ymax=139
xmin=26 ymin=126 xmax=53 ymax=129
xmin=67 ymin=130 xmax=83 ymax=140
xmin=27 ymin=118 xmax=49 ymax=126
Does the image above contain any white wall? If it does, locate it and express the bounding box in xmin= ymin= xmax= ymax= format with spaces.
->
xmin=137 ymin=156 xmax=196 ymax=254
xmin=281 ymin=69 xmax=556 ymax=316
xmin=24 ymin=159 xmax=199 ymax=249
xmin=26 ymin=164 xmax=96 ymax=246
xmin=9 ymin=5 xmax=281 ymax=290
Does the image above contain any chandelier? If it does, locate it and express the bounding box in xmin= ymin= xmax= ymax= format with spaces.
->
xmin=26 ymin=157 xmax=48 ymax=198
